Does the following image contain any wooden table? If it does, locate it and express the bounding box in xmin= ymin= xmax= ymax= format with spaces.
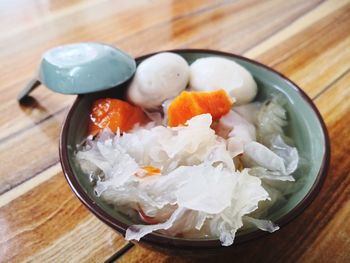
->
xmin=1 ymin=0 xmax=349 ymax=262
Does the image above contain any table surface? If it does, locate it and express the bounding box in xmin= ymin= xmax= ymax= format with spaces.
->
xmin=1 ymin=0 xmax=349 ymax=262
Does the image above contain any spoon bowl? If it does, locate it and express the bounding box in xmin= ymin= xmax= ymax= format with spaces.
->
xmin=17 ymin=43 xmax=136 ymax=102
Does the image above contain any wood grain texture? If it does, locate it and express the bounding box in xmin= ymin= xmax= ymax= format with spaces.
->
xmin=0 ymin=0 xmax=349 ymax=262
xmin=0 ymin=171 xmax=128 ymax=262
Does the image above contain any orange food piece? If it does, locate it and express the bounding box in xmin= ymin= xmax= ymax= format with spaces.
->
xmin=88 ymin=98 xmax=149 ymax=135
xmin=142 ymin=166 xmax=161 ymax=176
xmin=134 ymin=166 xmax=161 ymax=178
xmin=167 ymin=89 xmax=233 ymax=127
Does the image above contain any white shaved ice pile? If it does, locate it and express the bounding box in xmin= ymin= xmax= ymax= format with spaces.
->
xmin=76 ymin=99 xmax=299 ymax=246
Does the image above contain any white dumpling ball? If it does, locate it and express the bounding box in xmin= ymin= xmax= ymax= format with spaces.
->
xmin=189 ymin=57 xmax=257 ymax=105
xmin=127 ymin=52 xmax=189 ymax=109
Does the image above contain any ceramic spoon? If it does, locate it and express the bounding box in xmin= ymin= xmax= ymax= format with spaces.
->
xmin=17 ymin=42 xmax=136 ymax=102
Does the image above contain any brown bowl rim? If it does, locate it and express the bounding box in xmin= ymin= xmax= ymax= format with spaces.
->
xmin=59 ymin=49 xmax=330 ymax=250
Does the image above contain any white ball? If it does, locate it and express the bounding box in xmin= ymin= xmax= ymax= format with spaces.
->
xmin=127 ymin=52 xmax=189 ymax=109
xmin=189 ymin=57 xmax=257 ymax=105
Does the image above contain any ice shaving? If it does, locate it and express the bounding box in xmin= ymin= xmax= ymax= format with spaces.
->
xmin=75 ymin=52 xmax=299 ymax=246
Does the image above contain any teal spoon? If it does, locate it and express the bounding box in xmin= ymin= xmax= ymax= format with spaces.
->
xmin=17 ymin=43 xmax=136 ymax=102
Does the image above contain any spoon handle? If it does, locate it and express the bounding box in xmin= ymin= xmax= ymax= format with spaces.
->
xmin=17 ymin=78 xmax=41 ymax=103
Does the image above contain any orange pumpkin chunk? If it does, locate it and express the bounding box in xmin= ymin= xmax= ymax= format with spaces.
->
xmin=167 ymin=90 xmax=233 ymax=127
xmin=88 ymin=98 xmax=149 ymax=135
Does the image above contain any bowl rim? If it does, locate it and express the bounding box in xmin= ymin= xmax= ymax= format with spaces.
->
xmin=59 ymin=48 xmax=330 ymax=250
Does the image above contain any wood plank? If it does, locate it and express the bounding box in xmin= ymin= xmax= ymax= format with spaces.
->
xmin=252 ymin=1 xmax=350 ymax=98
xmin=0 ymin=0 xmax=108 ymax=38
xmin=315 ymin=70 xmax=350 ymax=125
xmin=0 ymin=106 xmax=68 ymax=194
xmin=117 ymin=246 xmax=188 ymax=263
xmin=245 ymin=0 xmax=349 ymax=58
xmin=298 ymin=200 xmax=350 ymax=263
xmin=0 ymin=163 xmax=60 ymax=208
xmin=0 ymin=90 xmax=74 ymax=143
xmin=0 ymin=170 xmax=128 ymax=262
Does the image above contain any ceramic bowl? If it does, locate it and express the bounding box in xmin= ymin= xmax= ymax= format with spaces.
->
xmin=59 ymin=49 xmax=330 ymax=255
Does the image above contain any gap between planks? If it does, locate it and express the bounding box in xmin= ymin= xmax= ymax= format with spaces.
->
xmin=312 ymin=67 xmax=350 ymax=101
xmin=0 ymin=163 xmax=61 ymax=208
xmin=104 ymin=243 xmax=135 ymax=263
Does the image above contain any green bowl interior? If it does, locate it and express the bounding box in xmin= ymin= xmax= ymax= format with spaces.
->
xmin=66 ymin=51 xmax=326 ymax=241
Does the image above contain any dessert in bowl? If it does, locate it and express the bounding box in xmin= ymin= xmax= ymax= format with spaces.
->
xmin=59 ymin=49 xmax=329 ymax=255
